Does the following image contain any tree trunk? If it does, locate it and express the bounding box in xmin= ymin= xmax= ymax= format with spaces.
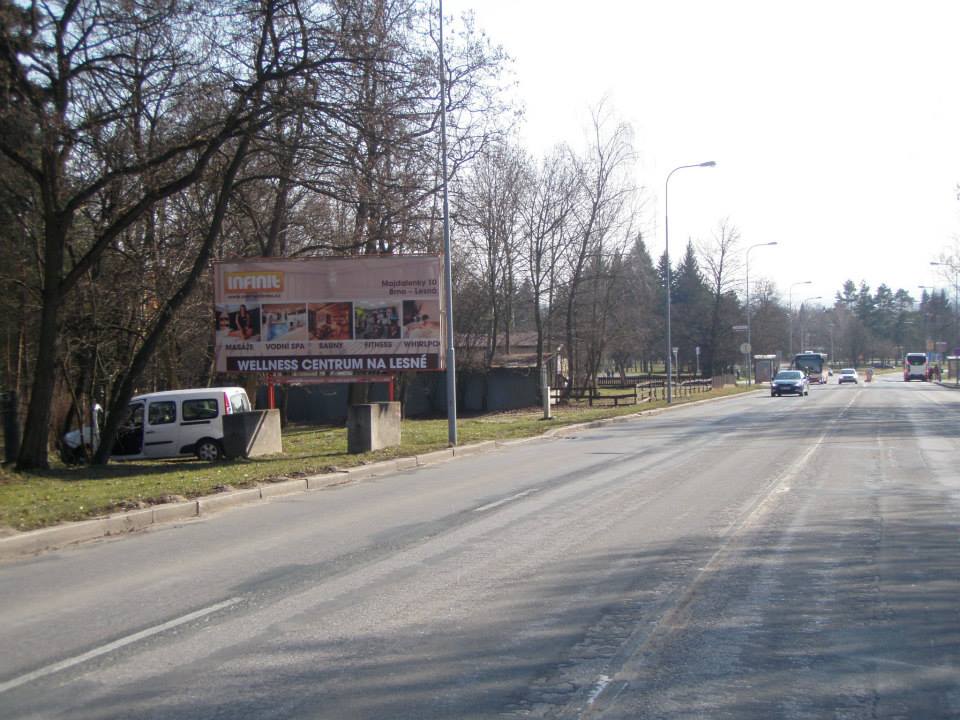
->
xmin=16 ymin=217 xmax=67 ymax=470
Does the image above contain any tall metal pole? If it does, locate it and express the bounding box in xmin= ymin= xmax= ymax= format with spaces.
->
xmin=745 ymin=242 xmax=777 ymax=385
xmin=439 ymin=0 xmax=457 ymax=445
xmin=664 ymin=161 xmax=715 ymax=404
xmin=931 ymin=261 xmax=960 ymax=354
xmin=788 ymin=280 xmax=812 ymax=360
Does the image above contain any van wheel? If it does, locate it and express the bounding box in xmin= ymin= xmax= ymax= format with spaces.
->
xmin=195 ymin=439 xmax=222 ymax=462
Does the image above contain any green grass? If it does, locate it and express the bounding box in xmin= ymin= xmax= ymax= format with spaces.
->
xmin=0 ymin=384 xmax=752 ymax=532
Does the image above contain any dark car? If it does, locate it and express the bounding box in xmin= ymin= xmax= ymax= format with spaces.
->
xmin=771 ymin=370 xmax=809 ymax=397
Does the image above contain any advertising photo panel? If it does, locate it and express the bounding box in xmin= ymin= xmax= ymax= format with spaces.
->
xmin=215 ymin=303 xmax=261 ymax=341
xmin=308 ymin=302 xmax=353 ymax=340
xmin=402 ymin=299 xmax=441 ymax=339
xmin=261 ymin=303 xmax=309 ymax=342
xmin=354 ymin=301 xmax=402 ymax=339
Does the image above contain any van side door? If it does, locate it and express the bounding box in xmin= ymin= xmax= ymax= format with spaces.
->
xmin=143 ymin=399 xmax=180 ymax=458
xmin=180 ymin=397 xmax=220 ymax=451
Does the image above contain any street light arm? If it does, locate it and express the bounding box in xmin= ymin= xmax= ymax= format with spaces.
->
xmin=664 ymin=160 xmax=716 ymax=403
xmin=744 ymin=241 xmax=778 ymax=385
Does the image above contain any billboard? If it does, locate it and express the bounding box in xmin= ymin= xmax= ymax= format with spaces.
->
xmin=213 ymin=256 xmax=444 ymax=373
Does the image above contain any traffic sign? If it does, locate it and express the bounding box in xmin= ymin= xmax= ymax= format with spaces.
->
xmin=740 ymin=342 xmax=751 ymax=354
xmin=732 ymin=325 xmax=748 ymax=332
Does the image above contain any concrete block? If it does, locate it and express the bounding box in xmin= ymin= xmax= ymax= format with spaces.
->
xmin=197 ymin=488 xmax=262 ymax=514
xmin=347 ymin=402 xmax=401 ymax=453
xmin=259 ymin=478 xmax=308 ymax=497
xmin=223 ymin=410 xmax=282 ymax=459
xmin=416 ymin=448 xmax=454 ymax=465
xmin=151 ymin=500 xmax=199 ymax=524
xmin=452 ymin=441 xmax=497 ymax=457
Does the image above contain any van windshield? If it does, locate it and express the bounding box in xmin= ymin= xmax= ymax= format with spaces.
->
xmin=906 ymin=354 xmax=927 ymax=365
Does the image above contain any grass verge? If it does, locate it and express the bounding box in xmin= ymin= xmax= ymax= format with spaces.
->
xmin=0 ymin=384 xmax=753 ymax=532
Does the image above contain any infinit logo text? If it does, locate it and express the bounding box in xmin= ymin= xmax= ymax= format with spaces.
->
xmin=225 ymin=271 xmax=284 ymax=293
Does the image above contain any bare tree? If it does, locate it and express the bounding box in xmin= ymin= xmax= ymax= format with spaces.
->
xmin=519 ymin=147 xmax=578 ymax=372
xmin=453 ymin=143 xmax=526 ymax=365
xmin=0 ymin=0 xmax=335 ymax=469
xmin=698 ymin=219 xmax=743 ymax=375
xmin=562 ymin=104 xmax=635 ymax=389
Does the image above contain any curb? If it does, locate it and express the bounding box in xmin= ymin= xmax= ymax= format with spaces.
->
xmin=0 ymin=388 xmax=751 ymax=561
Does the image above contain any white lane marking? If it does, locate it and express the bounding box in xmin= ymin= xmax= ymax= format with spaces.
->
xmin=586 ymin=674 xmax=612 ymax=705
xmin=0 ymin=596 xmax=243 ymax=695
xmin=473 ymin=488 xmax=539 ymax=513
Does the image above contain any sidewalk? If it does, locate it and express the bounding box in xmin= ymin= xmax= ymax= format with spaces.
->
xmin=0 ymin=389 xmax=755 ymax=561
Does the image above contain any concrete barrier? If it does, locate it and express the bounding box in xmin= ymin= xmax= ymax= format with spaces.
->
xmin=222 ymin=410 xmax=282 ymax=459
xmin=347 ymin=402 xmax=401 ymax=453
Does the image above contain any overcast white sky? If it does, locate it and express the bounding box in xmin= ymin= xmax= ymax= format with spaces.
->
xmin=449 ymin=0 xmax=960 ymax=305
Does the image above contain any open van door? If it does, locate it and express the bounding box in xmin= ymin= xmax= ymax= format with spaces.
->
xmin=112 ymin=403 xmax=145 ymax=457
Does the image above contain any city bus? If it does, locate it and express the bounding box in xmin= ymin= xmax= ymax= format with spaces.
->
xmin=793 ymin=352 xmax=829 ymax=384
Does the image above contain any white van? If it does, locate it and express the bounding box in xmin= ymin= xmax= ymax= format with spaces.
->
xmin=903 ymin=353 xmax=928 ymax=381
xmin=63 ymin=387 xmax=252 ymax=462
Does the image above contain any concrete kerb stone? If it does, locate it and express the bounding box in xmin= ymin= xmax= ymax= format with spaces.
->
xmin=102 ymin=508 xmax=155 ymax=536
xmin=0 ymin=517 xmax=111 ymax=558
xmin=197 ymin=488 xmax=263 ymax=515
xmin=452 ymin=441 xmax=497 ymax=457
xmin=395 ymin=457 xmax=418 ymax=471
xmin=305 ymin=471 xmax=349 ymax=490
xmin=1 ymin=388 xmax=753 ymax=561
xmin=416 ymin=448 xmax=454 ymax=466
xmin=339 ymin=460 xmax=399 ymax=481
xmin=151 ymin=500 xmax=199 ymax=525
xmin=259 ymin=478 xmax=309 ymax=498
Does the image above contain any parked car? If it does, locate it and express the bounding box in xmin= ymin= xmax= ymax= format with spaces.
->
xmin=61 ymin=387 xmax=252 ymax=463
xmin=771 ymin=370 xmax=810 ymax=397
xmin=837 ymin=368 xmax=859 ymax=384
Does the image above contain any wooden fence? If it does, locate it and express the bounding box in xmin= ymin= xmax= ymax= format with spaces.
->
xmin=551 ymin=376 xmax=718 ymax=407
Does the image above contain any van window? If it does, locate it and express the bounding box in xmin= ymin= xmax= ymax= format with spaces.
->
xmin=230 ymin=392 xmax=251 ymax=413
xmin=906 ymin=354 xmax=927 ymax=365
xmin=183 ymin=398 xmax=219 ymax=421
xmin=148 ymin=401 xmax=177 ymax=425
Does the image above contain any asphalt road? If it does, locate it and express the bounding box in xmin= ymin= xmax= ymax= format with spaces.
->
xmin=1 ymin=375 xmax=959 ymax=719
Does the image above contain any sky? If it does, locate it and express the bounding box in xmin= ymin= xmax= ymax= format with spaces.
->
xmin=448 ymin=0 xmax=960 ymax=306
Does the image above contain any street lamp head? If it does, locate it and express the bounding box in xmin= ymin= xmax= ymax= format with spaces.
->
xmin=766 ymin=241 xmax=778 ymax=246
xmin=699 ymin=160 xmax=717 ymax=167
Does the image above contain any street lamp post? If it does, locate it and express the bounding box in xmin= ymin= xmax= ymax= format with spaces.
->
xmin=798 ymin=296 xmax=822 ymax=353
xmin=664 ymin=160 xmax=716 ymax=403
xmin=745 ymin=242 xmax=778 ymax=384
xmin=438 ymin=0 xmax=457 ymax=446
xmin=930 ymin=261 xmax=959 ymax=354
xmin=788 ymin=280 xmax=813 ymax=359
